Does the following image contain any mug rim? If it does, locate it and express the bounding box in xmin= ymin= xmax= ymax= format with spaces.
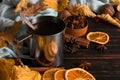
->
xmin=28 ymin=16 xmax=65 ymax=36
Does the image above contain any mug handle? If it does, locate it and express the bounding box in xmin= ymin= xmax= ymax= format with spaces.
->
xmin=14 ymin=32 xmax=32 ymax=44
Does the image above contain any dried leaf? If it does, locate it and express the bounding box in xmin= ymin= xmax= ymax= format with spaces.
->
xmin=43 ymin=0 xmax=58 ymax=11
xmin=0 ymin=58 xmax=15 ymax=80
xmin=58 ymin=0 xmax=69 ymax=12
xmin=66 ymin=4 xmax=96 ymax=18
xmin=0 ymin=21 xmax=22 ymax=47
xmin=14 ymin=0 xmax=28 ymax=13
xmin=22 ymin=2 xmax=47 ymax=16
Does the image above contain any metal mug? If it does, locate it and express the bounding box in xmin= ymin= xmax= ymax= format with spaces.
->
xmin=16 ymin=16 xmax=65 ymax=67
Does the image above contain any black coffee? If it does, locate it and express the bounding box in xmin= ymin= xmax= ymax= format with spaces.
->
xmin=32 ymin=21 xmax=64 ymax=35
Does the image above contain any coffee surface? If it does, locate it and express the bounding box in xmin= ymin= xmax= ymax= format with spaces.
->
xmin=32 ymin=21 xmax=64 ymax=35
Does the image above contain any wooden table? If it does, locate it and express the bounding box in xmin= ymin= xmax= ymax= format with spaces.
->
xmin=21 ymin=18 xmax=120 ymax=80
xmin=62 ymin=18 xmax=120 ymax=80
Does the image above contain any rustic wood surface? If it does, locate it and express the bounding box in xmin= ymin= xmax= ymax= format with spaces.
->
xmin=21 ymin=18 xmax=120 ymax=80
xmin=62 ymin=18 xmax=120 ymax=80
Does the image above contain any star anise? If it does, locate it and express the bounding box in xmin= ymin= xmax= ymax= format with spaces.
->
xmin=96 ymin=44 xmax=107 ymax=51
xmin=79 ymin=61 xmax=91 ymax=70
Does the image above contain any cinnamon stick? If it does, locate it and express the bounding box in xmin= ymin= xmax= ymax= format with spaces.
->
xmin=30 ymin=67 xmax=51 ymax=72
xmin=75 ymin=37 xmax=90 ymax=48
xmin=64 ymin=34 xmax=90 ymax=48
xmin=30 ymin=67 xmax=64 ymax=72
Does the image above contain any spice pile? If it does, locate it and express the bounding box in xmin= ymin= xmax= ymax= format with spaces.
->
xmin=65 ymin=14 xmax=87 ymax=29
xmin=64 ymin=34 xmax=90 ymax=53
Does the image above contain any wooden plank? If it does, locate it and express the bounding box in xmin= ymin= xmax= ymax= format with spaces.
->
xmin=63 ymin=18 xmax=120 ymax=80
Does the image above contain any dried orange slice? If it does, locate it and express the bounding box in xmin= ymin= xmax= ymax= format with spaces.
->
xmin=42 ymin=68 xmax=61 ymax=80
xmin=44 ymin=40 xmax=58 ymax=62
xmin=44 ymin=43 xmax=55 ymax=62
xmin=117 ymin=4 xmax=120 ymax=12
xmin=86 ymin=32 xmax=109 ymax=44
xmin=54 ymin=69 xmax=66 ymax=80
xmin=65 ymin=68 xmax=96 ymax=80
